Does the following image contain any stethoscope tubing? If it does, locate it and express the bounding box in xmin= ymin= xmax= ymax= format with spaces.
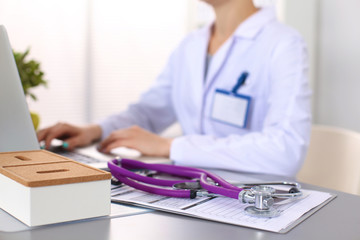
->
xmin=108 ymin=159 xmax=243 ymax=199
xmin=110 ymin=159 xmax=198 ymax=186
xmin=121 ymin=158 xmax=242 ymax=191
xmin=111 ymin=169 xmax=193 ymax=198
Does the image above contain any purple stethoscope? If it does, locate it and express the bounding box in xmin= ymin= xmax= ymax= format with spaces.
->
xmin=108 ymin=158 xmax=303 ymax=218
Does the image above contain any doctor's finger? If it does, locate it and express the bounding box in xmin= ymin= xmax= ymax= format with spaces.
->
xmin=101 ymin=140 xmax=129 ymax=154
xmin=99 ymin=131 xmax=128 ymax=151
xmin=43 ymin=124 xmax=76 ymax=149
xmin=100 ymin=137 xmax=131 ymax=153
xmin=37 ymin=126 xmax=52 ymax=142
xmin=62 ymin=136 xmax=85 ymax=151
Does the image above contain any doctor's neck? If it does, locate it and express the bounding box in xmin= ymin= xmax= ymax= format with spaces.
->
xmin=206 ymin=0 xmax=258 ymax=54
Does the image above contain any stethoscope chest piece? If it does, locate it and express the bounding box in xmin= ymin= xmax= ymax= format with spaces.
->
xmin=244 ymin=186 xmax=280 ymax=218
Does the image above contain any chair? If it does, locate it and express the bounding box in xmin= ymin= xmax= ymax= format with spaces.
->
xmin=297 ymin=125 xmax=360 ymax=195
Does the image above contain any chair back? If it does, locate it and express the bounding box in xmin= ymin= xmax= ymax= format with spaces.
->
xmin=297 ymin=125 xmax=360 ymax=195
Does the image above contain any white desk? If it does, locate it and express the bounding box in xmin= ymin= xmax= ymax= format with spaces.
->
xmin=0 ymin=169 xmax=359 ymax=240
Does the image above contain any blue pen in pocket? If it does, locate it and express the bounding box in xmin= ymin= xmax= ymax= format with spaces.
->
xmin=232 ymin=72 xmax=249 ymax=94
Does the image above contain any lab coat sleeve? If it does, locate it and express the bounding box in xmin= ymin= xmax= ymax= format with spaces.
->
xmin=170 ymin=37 xmax=311 ymax=177
xmin=98 ymin=52 xmax=177 ymax=140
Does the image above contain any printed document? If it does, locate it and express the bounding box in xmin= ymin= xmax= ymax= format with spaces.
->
xmin=111 ymin=185 xmax=335 ymax=233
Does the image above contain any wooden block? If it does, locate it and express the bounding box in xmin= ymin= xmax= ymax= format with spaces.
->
xmin=0 ymin=150 xmax=112 ymax=226
xmin=3 ymin=161 xmax=110 ymax=187
xmin=0 ymin=150 xmax=111 ymax=187
xmin=0 ymin=150 xmax=69 ymax=167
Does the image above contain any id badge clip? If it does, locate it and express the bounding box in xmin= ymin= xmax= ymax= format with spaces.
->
xmin=211 ymin=72 xmax=251 ymax=128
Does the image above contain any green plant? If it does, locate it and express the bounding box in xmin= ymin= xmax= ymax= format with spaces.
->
xmin=13 ymin=48 xmax=47 ymax=101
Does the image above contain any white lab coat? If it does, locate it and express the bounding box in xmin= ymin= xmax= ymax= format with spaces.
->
xmin=99 ymin=7 xmax=311 ymax=177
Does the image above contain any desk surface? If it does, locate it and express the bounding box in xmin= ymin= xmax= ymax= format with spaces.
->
xmin=1 ymin=169 xmax=359 ymax=240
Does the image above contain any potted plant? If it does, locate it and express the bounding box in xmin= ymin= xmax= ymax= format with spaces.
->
xmin=13 ymin=48 xmax=48 ymax=130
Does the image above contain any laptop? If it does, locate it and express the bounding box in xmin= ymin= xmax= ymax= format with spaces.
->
xmin=0 ymin=25 xmax=109 ymax=169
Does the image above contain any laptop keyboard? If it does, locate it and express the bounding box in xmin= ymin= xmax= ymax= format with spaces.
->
xmin=50 ymin=146 xmax=103 ymax=164
xmin=59 ymin=151 xmax=103 ymax=164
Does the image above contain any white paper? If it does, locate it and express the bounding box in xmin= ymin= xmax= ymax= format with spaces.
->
xmin=111 ymin=185 xmax=334 ymax=233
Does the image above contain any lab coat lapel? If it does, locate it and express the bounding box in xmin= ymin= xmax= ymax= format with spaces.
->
xmin=204 ymin=37 xmax=235 ymax=91
xmin=190 ymin=25 xmax=210 ymax=96
xmin=204 ymin=7 xmax=277 ymax=92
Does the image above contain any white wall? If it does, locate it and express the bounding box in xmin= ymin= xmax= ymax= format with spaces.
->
xmin=315 ymin=0 xmax=360 ymax=132
xmin=0 ymin=0 xmax=88 ymax=126
xmin=279 ymin=0 xmax=360 ymax=132
xmin=0 ymin=0 xmax=192 ymax=130
xmin=89 ymin=0 xmax=189 ymax=123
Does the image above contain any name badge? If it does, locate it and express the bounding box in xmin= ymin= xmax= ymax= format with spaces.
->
xmin=210 ymin=72 xmax=251 ymax=128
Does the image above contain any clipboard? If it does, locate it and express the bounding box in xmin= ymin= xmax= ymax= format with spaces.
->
xmin=111 ymin=185 xmax=336 ymax=233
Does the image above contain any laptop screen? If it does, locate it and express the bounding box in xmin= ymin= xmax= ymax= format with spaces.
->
xmin=0 ymin=25 xmax=40 ymax=152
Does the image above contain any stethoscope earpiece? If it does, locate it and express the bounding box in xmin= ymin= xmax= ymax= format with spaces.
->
xmin=289 ymin=187 xmax=300 ymax=193
xmin=111 ymin=177 xmax=122 ymax=186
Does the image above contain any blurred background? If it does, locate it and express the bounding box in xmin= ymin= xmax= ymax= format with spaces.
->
xmin=0 ymin=0 xmax=359 ymax=133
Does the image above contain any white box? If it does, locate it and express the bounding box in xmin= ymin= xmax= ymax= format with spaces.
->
xmin=0 ymin=150 xmax=111 ymax=226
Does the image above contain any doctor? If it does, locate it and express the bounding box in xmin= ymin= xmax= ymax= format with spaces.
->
xmin=38 ymin=0 xmax=311 ymax=177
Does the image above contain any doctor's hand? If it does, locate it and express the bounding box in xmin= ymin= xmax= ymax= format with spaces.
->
xmin=98 ymin=125 xmax=173 ymax=158
xmin=37 ymin=123 xmax=102 ymax=151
